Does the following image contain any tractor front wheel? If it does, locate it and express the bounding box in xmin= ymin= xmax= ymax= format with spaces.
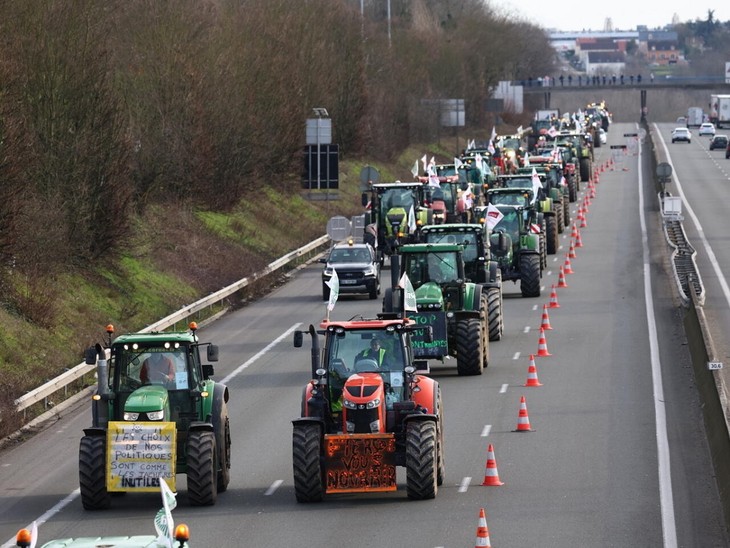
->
xmin=217 ymin=415 xmax=231 ymax=493
xmin=520 ymin=254 xmax=542 ymax=298
xmin=406 ymin=420 xmax=438 ymax=500
xmin=292 ymin=423 xmax=325 ymax=503
xmin=187 ymin=431 xmax=218 ymax=506
xmin=487 ymin=287 xmax=503 ymax=341
xmin=79 ymin=435 xmax=111 ymax=510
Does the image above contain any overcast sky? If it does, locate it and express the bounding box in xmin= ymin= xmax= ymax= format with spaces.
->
xmin=495 ymin=2 xmax=730 ymax=32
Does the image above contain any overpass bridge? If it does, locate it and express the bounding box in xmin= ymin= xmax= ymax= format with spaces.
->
xmin=519 ymin=76 xmax=730 ymax=117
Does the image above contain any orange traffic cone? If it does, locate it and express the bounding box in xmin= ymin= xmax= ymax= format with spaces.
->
xmin=524 ymin=355 xmax=543 ymax=387
xmin=536 ymin=327 xmax=551 ymax=356
xmin=574 ymin=228 xmax=583 ymax=247
xmin=564 ymin=254 xmax=574 ymax=274
xmin=579 ymin=211 xmax=587 ymax=228
xmin=548 ymin=284 xmax=560 ymax=308
xmin=481 ymin=444 xmax=505 ymax=486
xmin=571 ymin=223 xmax=579 ymax=240
xmin=514 ymin=395 xmax=533 ymax=432
xmin=475 ymin=507 xmax=492 ymax=547
xmin=541 ymin=303 xmax=553 ymax=329
xmin=557 ymin=265 xmax=568 ymax=288
xmin=568 ymin=241 xmax=577 ymax=259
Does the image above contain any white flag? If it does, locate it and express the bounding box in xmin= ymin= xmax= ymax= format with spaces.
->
xmin=485 ymin=203 xmax=504 ymax=230
xmin=29 ymin=522 xmax=38 ymax=548
xmin=454 ymin=157 xmax=463 ymax=169
xmin=490 ymin=127 xmax=497 ymax=142
xmin=421 ymin=154 xmax=428 ymax=172
xmin=487 ymin=140 xmax=495 ymax=155
xmin=154 ymin=478 xmax=177 ymax=548
xmin=326 ymin=268 xmax=339 ymax=311
xmin=408 ymin=205 xmax=417 ymax=232
xmin=411 ymin=160 xmax=419 ymax=178
xmin=517 ymin=125 xmax=523 ymax=135
xmin=531 ymin=168 xmax=542 ymax=203
xmin=398 ymin=273 xmax=418 ymax=313
xmin=523 ymin=152 xmax=530 ymax=167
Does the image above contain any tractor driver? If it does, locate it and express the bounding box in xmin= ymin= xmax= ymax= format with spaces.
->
xmin=354 ymin=337 xmax=392 ymax=369
xmin=140 ymin=352 xmax=176 ymax=385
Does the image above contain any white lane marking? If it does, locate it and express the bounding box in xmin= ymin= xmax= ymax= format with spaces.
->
xmin=523 ymin=326 xmax=531 ymax=334
xmin=499 ymin=384 xmax=508 ymax=394
xmin=645 ymin=127 xmax=679 ymax=547
xmin=221 ymin=323 xmax=302 ymax=384
xmin=265 ymin=479 xmax=283 ymax=496
xmin=481 ymin=425 xmax=492 ymax=437
xmin=458 ymin=477 xmax=471 ymax=493
xmin=2 ymin=489 xmax=80 ymax=548
xmin=512 ymin=352 xmax=521 ymax=360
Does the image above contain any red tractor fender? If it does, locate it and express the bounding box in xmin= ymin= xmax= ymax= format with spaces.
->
xmin=411 ymin=375 xmax=440 ymax=415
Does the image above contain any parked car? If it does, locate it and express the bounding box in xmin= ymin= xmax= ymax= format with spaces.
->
xmin=671 ymin=127 xmax=692 ymax=144
xmin=321 ymin=240 xmax=381 ymax=300
xmin=698 ymin=122 xmax=716 ymax=137
xmin=710 ymin=135 xmax=728 ymax=150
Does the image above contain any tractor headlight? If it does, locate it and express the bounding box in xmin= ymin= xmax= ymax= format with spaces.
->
xmin=366 ymin=398 xmax=381 ymax=409
xmin=147 ymin=410 xmax=165 ymax=421
xmin=342 ymin=399 xmax=357 ymax=410
xmin=123 ymin=412 xmax=139 ymax=421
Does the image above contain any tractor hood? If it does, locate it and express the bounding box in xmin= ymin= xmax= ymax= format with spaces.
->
xmin=415 ymin=282 xmax=445 ymax=306
xmin=125 ymin=385 xmax=169 ymax=413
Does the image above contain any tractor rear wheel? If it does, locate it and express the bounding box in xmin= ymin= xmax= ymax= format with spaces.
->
xmin=555 ymin=201 xmax=565 ymax=233
xmin=563 ymin=196 xmax=571 ymax=227
xmin=292 ymin=423 xmax=325 ymax=503
xmin=79 ymin=435 xmax=111 ymax=510
xmin=456 ymin=318 xmax=483 ymax=375
xmin=187 ymin=431 xmax=218 ymax=506
xmin=579 ymin=157 xmax=592 ymax=182
xmin=568 ymin=176 xmax=577 ymax=202
xmin=406 ymin=420 xmax=438 ymax=500
xmin=486 ymin=287 xmax=503 ymax=341
xmin=435 ymin=390 xmax=445 ymax=487
xmin=520 ymin=254 xmax=541 ymax=298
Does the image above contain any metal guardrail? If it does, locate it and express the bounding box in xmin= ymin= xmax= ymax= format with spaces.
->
xmin=13 ymin=235 xmax=330 ymax=414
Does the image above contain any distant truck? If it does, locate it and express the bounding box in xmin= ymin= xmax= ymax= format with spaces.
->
xmin=709 ymin=94 xmax=730 ymax=129
xmin=686 ymin=107 xmax=703 ymax=128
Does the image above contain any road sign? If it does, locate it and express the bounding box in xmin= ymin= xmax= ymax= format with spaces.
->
xmin=708 ymin=361 xmax=724 ymax=370
xmin=326 ymin=216 xmax=352 ymax=242
xmin=359 ymin=165 xmax=380 ymax=191
xmin=656 ymin=162 xmax=672 ymax=179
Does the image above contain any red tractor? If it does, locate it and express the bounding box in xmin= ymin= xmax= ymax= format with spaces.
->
xmin=292 ymin=316 xmax=444 ymax=501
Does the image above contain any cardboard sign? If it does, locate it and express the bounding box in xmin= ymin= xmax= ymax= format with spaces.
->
xmin=324 ymin=434 xmax=397 ymax=493
xmin=107 ymin=422 xmax=176 ymax=492
xmin=408 ymin=311 xmax=448 ymax=358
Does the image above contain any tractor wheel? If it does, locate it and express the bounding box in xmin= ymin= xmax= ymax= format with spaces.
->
xmin=520 ymin=254 xmax=542 ymax=298
xmin=486 ymin=287 xmax=503 ymax=342
xmin=456 ymin=318 xmax=483 ymax=375
xmin=555 ymin=201 xmax=565 ymax=234
xmin=567 ymin=176 xmax=577 ymax=202
xmin=539 ymin=228 xmax=547 ymax=271
xmin=579 ymin=158 xmax=592 ymax=182
xmin=563 ymin=196 xmax=571 ymax=227
xmin=217 ymin=415 xmax=231 ymax=493
xmin=322 ymin=282 xmax=330 ymax=302
xmin=406 ymin=420 xmax=438 ymax=500
xmin=79 ymin=435 xmax=111 ymax=510
xmin=292 ymin=423 xmax=325 ymax=503
xmin=545 ymin=215 xmax=558 ymax=255
xmin=187 ymin=431 xmax=218 ymax=506
xmin=478 ymin=294 xmax=490 ymax=368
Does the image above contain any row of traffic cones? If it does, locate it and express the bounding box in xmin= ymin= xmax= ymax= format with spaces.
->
xmin=472 ymin=155 xmax=611 ymax=546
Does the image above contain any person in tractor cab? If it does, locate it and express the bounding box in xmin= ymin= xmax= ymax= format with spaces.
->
xmin=354 ymin=337 xmax=392 ymax=369
xmin=140 ymin=352 xmax=176 ymax=385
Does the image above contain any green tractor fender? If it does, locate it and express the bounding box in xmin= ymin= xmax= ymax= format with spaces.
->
xmin=483 ymin=261 xmax=501 ymax=288
xmin=539 ymin=199 xmax=553 ymax=214
xmin=548 ymin=187 xmax=561 ymax=202
xmin=520 ymin=233 xmax=541 ymax=252
xmin=460 ymin=282 xmax=481 ymax=313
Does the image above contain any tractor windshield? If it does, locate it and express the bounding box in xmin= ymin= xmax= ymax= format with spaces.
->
xmin=113 ymin=344 xmax=192 ymax=391
xmin=326 ymin=329 xmax=406 ymax=375
xmin=406 ymin=251 xmax=460 ymax=287
xmin=494 ymin=207 xmax=521 ymax=242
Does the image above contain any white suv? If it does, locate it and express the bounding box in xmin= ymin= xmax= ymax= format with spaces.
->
xmin=671 ymin=127 xmax=692 ymax=143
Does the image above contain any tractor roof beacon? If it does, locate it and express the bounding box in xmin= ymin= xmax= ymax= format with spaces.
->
xmin=292 ymin=317 xmax=444 ymax=501
xmin=79 ymin=323 xmax=231 ymax=509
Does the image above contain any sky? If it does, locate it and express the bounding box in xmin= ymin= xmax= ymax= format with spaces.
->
xmin=498 ymin=2 xmax=730 ymax=32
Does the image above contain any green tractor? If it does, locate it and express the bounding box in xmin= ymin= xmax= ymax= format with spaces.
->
xmin=496 ymin=172 xmax=560 ymax=257
xmin=420 ymin=224 xmax=503 ymax=341
xmin=79 ymin=323 xmax=230 ymax=509
xmin=383 ymin=243 xmax=488 ymax=375
xmin=362 ymin=182 xmax=430 ymax=263
xmin=554 ymin=131 xmax=593 ymax=183
xmin=477 ymin=195 xmax=543 ymax=298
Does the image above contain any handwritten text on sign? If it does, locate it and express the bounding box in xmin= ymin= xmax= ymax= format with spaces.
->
xmin=107 ymin=422 xmax=177 ymax=492
xmin=324 ymin=434 xmax=397 ymax=493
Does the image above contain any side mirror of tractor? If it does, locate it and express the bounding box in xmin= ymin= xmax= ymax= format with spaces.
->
xmin=293 ymin=330 xmax=303 ymax=348
xmin=207 ymin=344 xmax=219 ymax=362
xmin=85 ymin=347 xmax=98 ymax=365
xmin=361 ymin=193 xmax=369 ymax=207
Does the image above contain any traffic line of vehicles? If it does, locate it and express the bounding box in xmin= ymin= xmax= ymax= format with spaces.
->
xmin=10 ymin=102 xmax=608 ymax=547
